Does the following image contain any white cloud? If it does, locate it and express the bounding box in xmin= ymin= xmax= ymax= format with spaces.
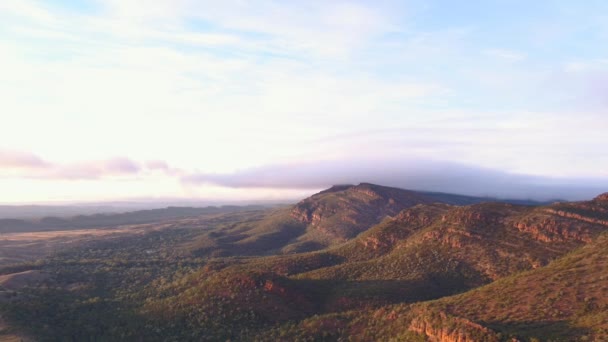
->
xmin=0 ymin=1 xmax=57 ymax=26
xmin=92 ymin=0 xmax=401 ymax=58
xmin=0 ymin=3 xmax=444 ymax=173
xmin=0 ymin=0 xmax=607 ymax=203
xmin=0 ymin=150 xmax=49 ymax=169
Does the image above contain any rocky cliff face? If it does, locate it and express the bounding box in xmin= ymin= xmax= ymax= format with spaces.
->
xmin=349 ymin=196 xmax=608 ymax=282
xmin=408 ymin=310 xmax=500 ymax=342
xmin=512 ymin=199 xmax=608 ymax=243
xmin=359 ymin=203 xmax=451 ymax=252
xmin=439 ymin=203 xmax=518 ymax=230
xmin=513 ymin=214 xmax=596 ymax=243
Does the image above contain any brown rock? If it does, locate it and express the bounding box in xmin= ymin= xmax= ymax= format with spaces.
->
xmin=594 ymin=192 xmax=608 ymax=202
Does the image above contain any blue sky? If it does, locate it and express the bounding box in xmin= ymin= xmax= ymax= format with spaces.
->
xmin=0 ymin=0 xmax=607 ymax=203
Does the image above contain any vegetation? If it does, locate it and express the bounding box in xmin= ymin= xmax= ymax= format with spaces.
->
xmin=1 ymin=185 xmax=607 ymax=341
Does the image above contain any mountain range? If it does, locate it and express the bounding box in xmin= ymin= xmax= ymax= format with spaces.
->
xmin=0 ymin=183 xmax=606 ymax=341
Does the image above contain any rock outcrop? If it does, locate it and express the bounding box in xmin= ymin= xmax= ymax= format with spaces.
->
xmin=594 ymin=193 xmax=608 ymax=202
xmin=408 ymin=310 xmax=500 ymax=342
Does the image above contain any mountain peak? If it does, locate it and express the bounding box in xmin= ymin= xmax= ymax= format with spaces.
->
xmin=291 ymin=183 xmax=434 ymax=242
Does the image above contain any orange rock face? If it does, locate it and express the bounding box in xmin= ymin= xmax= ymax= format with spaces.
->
xmin=408 ymin=311 xmax=500 ymax=342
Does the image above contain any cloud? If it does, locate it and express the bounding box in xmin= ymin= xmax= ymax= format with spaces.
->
xmin=144 ymin=160 xmax=184 ymax=176
xmin=182 ymin=157 xmax=608 ymax=201
xmin=145 ymin=160 xmax=170 ymax=171
xmin=0 ymin=149 xmax=50 ymax=169
xmin=0 ymin=1 xmax=57 ymax=26
xmin=99 ymin=0 xmax=399 ymax=58
xmin=0 ymin=150 xmax=178 ymax=180
xmin=1 ymin=0 xmax=608 ymax=204
xmin=50 ymin=157 xmax=142 ymax=179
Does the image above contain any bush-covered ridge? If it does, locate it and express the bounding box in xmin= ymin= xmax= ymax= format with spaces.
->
xmin=1 ymin=184 xmax=607 ymax=341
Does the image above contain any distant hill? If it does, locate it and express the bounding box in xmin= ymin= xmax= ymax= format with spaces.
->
xmin=188 ymin=183 xmax=552 ymax=257
xmin=0 ymin=185 xmax=546 ymax=236
xmin=0 ymin=205 xmax=265 ymax=233
xmin=0 ymin=205 xmax=127 ymax=219
xmin=291 ymin=183 xmax=435 ymax=241
xmin=187 ymin=183 xmax=440 ymax=257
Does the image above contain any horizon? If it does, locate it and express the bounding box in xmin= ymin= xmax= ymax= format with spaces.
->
xmin=1 ymin=181 xmax=601 ymax=208
xmin=2 ymin=1 xmax=608 ymax=203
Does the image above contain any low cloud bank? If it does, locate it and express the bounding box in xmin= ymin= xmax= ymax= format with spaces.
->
xmin=0 ymin=150 xmax=50 ymax=169
xmin=3 ymin=149 xmax=606 ymax=201
xmin=0 ymin=149 xmax=175 ymax=180
xmin=182 ymin=158 xmax=608 ymax=201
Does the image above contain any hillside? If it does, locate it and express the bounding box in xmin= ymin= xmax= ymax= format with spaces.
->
xmin=256 ymin=193 xmax=608 ymax=341
xmin=188 ymin=183 xmax=442 ymax=256
xmin=189 ymin=183 xmax=546 ymax=257
xmin=268 ymin=230 xmax=608 ymax=341
xmin=0 ymin=187 xmax=607 ymax=341
xmin=291 ymin=183 xmax=434 ymax=241
xmin=149 ymin=191 xmax=608 ymax=339
xmin=431 ymin=230 xmax=608 ymax=340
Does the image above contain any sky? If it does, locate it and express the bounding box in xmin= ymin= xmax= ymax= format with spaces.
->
xmin=1 ymin=0 xmax=608 ymax=204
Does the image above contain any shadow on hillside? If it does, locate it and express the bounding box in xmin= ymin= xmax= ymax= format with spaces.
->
xmin=0 ymin=288 xmax=163 ymax=341
xmin=295 ymin=274 xmax=474 ymax=312
xmin=1 ymin=270 xmax=482 ymax=341
xmin=485 ymin=320 xmax=591 ymax=341
xmin=192 ymin=223 xmax=307 ymax=257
